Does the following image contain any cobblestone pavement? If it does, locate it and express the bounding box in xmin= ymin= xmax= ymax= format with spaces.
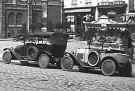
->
xmin=0 ymin=62 xmax=134 ymax=91
xmin=0 ymin=40 xmax=135 ymax=91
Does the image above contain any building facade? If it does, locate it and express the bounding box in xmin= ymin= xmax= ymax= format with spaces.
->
xmin=64 ymin=0 xmax=130 ymax=34
xmin=0 ymin=0 xmax=44 ymax=37
xmin=127 ymin=0 xmax=135 ymax=24
xmin=129 ymin=0 xmax=134 ymax=12
xmin=64 ymin=6 xmax=96 ymax=34
xmin=64 ymin=0 xmax=96 ymax=34
xmin=97 ymin=0 xmax=127 ymax=22
xmin=0 ymin=0 xmax=63 ymax=38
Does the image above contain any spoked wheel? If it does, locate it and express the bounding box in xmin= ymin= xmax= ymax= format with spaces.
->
xmin=88 ymin=52 xmax=99 ymax=66
xmin=2 ymin=51 xmax=12 ymax=64
xmin=61 ymin=55 xmax=74 ymax=71
xmin=101 ymin=59 xmax=117 ymax=76
xmin=38 ymin=54 xmax=50 ymax=68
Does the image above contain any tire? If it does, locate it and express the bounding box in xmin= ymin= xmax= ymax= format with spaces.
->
xmin=27 ymin=46 xmax=39 ymax=60
xmin=61 ymin=55 xmax=74 ymax=71
xmin=2 ymin=51 xmax=12 ymax=64
xmin=88 ymin=52 xmax=99 ymax=67
xmin=38 ymin=54 xmax=50 ymax=68
xmin=119 ymin=62 xmax=132 ymax=77
xmin=101 ymin=59 xmax=116 ymax=76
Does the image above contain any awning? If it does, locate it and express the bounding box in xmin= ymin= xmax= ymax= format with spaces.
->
xmin=65 ymin=8 xmax=91 ymax=13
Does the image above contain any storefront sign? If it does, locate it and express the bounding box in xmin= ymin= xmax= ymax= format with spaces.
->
xmin=65 ymin=8 xmax=92 ymax=13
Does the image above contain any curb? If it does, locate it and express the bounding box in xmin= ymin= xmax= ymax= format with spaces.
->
xmin=0 ymin=38 xmax=13 ymax=41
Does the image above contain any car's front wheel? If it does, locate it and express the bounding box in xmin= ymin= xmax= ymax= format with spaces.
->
xmin=101 ymin=59 xmax=117 ymax=76
xmin=38 ymin=54 xmax=50 ymax=68
xmin=2 ymin=51 xmax=12 ymax=64
xmin=61 ymin=55 xmax=74 ymax=71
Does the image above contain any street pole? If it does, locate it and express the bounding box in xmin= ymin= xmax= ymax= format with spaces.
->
xmin=27 ymin=0 xmax=32 ymax=33
xmin=61 ymin=0 xmax=64 ymax=25
xmin=27 ymin=0 xmax=30 ymax=33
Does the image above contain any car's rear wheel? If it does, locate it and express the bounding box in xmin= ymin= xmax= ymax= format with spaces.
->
xmin=27 ymin=46 xmax=39 ymax=60
xmin=61 ymin=55 xmax=74 ymax=71
xmin=101 ymin=59 xmax=116 ymax=76
xmin=2 ymin=51 xmax=12 ymax=64
xmin=38 ymin=54 xmax=50 ymax=68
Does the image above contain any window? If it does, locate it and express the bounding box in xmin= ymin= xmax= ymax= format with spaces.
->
xmin=16 ymin=13 xmax=23 ymax=25
xmin=17 ymin=0 xmax=27 ymax=4
xmin=20 ymin=0 xmax=27 ymax=1
xmin=32 ymin=0 xmax=41 ymax=5
xmin=85 ymin=0 xmax=91 ymax=5
xmin=8 ymin=12 xmax=15 ymax=25
xmin=6 ymin=0 xmax=15 ymax=4
xmin=71 ymin=0 xmax=78 ymax=6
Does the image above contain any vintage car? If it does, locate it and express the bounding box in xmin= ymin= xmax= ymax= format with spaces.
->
xmin=2 ymin=32 xmax=68 ymax=68
xmin=61 ymin=24 xmax=133 ymax=76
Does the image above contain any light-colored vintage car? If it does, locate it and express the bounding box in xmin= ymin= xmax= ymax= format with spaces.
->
xmin=61 ymin=23 xmax=133 ymax=76
xmin=61 ymin=42 xmax=132 ymax=76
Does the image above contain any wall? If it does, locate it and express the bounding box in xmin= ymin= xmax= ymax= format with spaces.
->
xmin=1 ymin=0 xmax=43 ymax=37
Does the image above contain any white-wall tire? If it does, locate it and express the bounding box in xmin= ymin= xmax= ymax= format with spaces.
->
xmin=88 ymin=51 xmax=99 ymax=66
xmin=2 ymin=51 xmax=12 ymax=64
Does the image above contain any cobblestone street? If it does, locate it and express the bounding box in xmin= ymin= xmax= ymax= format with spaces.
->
xmin=0 ymin=62 xmax=134 ymax=91
xmin=0 ymin=40 xmax=135 ymax=91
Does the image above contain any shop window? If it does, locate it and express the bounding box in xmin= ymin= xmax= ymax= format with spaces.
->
xmin=8 ymin=12 xmax=15 ymax=25
xmin=71 ymin=0 xmax=78 ymax=6
xmin=85 ymin=0 xmax=91 ymax=5
xmin=16 ymin=13 xmax=23 ymax=25
xmin=6 ymin=0 xmax=15 ymax=4
xmin=32 ymin=0 xmax=41 ymax=5
xmin=17 ymin=0 xmax=27 ymax=4
xmin=76 ymin=16 xmax=82 ymax=25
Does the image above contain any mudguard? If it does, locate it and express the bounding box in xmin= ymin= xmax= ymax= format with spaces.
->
xmin=101 ymin=53 xmax=132 ymax=75
xmin=64 ymin=52 xmax=85 ymax=66
xmin=3 ymin=48 xmax=21 ymax=60
xmin=40 ymin=50 xmax=53 ymax=57
xmin=3 ymin=48 xmax=12 ymax=51
xmin=101 ymin=53 xmax=130 ymax=64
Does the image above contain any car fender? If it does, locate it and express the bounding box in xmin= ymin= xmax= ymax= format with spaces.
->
xmin=3 ymin=48 xmax=12 ymax=51
xmin=40 ymin=50 xmax=52 ymax=57
xmin=101 ymin=53 xmax=130 ymax=68
xmin=64 ymin=52 xmax=84 ymax=66
xmin=3 ymin=48 xmax=14 ymax=55
xmin=3 ymin=48 xmax=20 ymax=60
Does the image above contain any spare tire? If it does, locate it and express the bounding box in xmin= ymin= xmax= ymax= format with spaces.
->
xmin=88 ymin=51 xmax=99 ymax=66
xmin=27 ymin=46 xmax=39 ymax=60
xmin=2 ymin=50 xmax=12 ymax=64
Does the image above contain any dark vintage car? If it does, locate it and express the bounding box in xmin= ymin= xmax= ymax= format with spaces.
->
xmin=61 ymin=24 xmax=133 ymax=76
xmin=2 ymin=32 xmax=68 ymax=68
